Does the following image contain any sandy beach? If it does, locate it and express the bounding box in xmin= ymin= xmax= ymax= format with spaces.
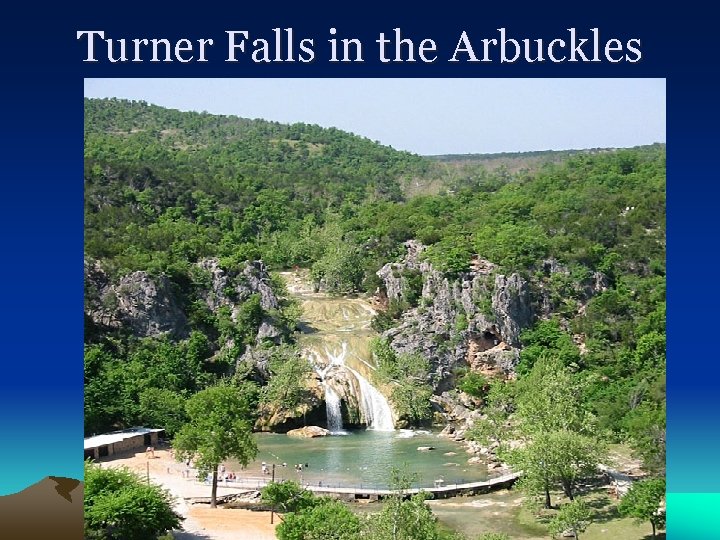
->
xmin=100 ymin=449 xmax=278 ymax=540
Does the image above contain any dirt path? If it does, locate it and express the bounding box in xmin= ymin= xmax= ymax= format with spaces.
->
xmin=99 ymin=449 xmax=278 ymax=540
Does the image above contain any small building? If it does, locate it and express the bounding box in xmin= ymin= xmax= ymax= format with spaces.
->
xmin=84 ymin=427 xmax=165 ymax=460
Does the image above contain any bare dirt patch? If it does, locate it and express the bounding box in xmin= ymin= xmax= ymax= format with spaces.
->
xmin=183 ymin=507 xmax=277 ymax=540
xmin=99 ymin=449 xmax=277 ymax=540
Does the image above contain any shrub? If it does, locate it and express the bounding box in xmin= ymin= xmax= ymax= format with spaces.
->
xmin=84 ymin=461 xmax=182 ymax=540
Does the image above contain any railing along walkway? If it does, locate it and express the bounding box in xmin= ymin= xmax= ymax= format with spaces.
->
xmin=202 ymin=471 xmax=521 ymax=498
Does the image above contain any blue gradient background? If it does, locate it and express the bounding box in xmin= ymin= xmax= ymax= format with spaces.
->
xmin=0 ymin=4 xmax=715 ymax=537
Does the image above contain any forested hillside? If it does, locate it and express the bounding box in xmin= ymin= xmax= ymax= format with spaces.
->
xmin=85 ymin=98 xmax=429 ymax=277
xmin=84 ymin=98 xmax=665 ymax=479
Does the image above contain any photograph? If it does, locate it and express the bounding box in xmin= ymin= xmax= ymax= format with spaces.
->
xmin=78 ymin=78 xmax=666 ymax=539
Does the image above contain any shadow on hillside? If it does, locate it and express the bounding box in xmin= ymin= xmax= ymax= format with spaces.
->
xmin=297 ymin=322 xmax=318 ymax=334
xmin=584 ymin=494 xmax=620 ymax=523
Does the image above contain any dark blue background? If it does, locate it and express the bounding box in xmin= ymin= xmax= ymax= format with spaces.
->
xmin=0 ymin=4 xmax=712 ymax=537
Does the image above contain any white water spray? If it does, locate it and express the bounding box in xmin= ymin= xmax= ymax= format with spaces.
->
xmin=346 ymin=365 xmax=394 ymax=431
xmin=323 ymin=383 xmax=344 ymax=433
xmin=311 ymin=342 xmax=394 ymax=432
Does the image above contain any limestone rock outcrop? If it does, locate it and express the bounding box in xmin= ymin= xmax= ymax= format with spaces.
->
xmin=377 ymin=241 xmax=533 ymax=391
xmin=375 ymin=242 xmax=610 ymax=438
xmin=85 ymin=257 xmax=285 ymax=348
xmin=114 ymin=271 xmax=189 ymax=338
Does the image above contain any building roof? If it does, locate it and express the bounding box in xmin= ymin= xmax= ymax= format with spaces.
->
xmin=84 ymin=427 xmax=164 ymax=450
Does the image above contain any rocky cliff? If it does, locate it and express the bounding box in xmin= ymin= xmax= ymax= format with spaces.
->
xmin=85 ymin=258 xmax=285 ymax=366
xmin=376 ymin=241 xmax=610 ymax=437
xmin=377 ymin=241 xmax=533 ymax=392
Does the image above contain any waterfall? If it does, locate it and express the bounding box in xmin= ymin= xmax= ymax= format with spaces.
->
xmin=311 ymin=349 xmax=348 ymax=433
xmin=287 ymin=273 xmax=395 ymax=433
xmin=312 ymin=342 xmax=394 ymax=432
xmin=323 ymin=383 xmax=344 ymax=433
xmin=346 ymin=365 xmax=394 ymax=431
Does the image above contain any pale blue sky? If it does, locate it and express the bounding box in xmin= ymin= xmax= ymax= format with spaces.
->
xmin=84 ymin=78 xmax=665 ymax=156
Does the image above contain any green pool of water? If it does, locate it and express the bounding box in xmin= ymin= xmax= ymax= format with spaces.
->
xmin=228 ymin=430 xmax=488 ymax=490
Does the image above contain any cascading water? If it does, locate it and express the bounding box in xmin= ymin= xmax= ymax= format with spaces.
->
xmin=311 ymin=342 xmax=394 ymax=432
xmin=346 ymin=365 xmax=394 ymax=431
xmin=325 ymin=342 xmax=394 ymax=431
xmin=285 ymin=272 xmax=395 ymax=433
xmin=323 ymin=383 xmax=344 ymax=433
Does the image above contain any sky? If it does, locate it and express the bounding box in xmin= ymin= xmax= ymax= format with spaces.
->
xmin=84 ymin=78 xmax=665 ymax=156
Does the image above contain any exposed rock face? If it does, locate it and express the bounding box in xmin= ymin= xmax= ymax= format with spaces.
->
xmin=467 ymin=341 xmax=519 ymax=379
xmin=537 ymin=258 xmax=609 ymax=318
xmin=85 ymin=257 xmax=284 ymax=348
xmin=85 ymin=260 xmax=189 ymax=338
xmin=114 ymin=271 xmax=189 ymax=338
xmin=377 ymin=241 xmax=533 ymax=391
xmin=433 ymin=392 xmax=483 ymax=426
xmin=254 ymin=352 xmax=369 ymax=433
xmin=241 ymin=261 xmax=280 ymax=311
xmin=196 ymin=258 xmax=281 ymax=341
xmin=376 ymin=244 xmax=611 ymax=440
xmin=492 ymin=273 xmax=533 ymax=348
xmin=258 ymin=386 xmax=326 ymax=433
xmin=196 ymin=258 xmax=233 ymax=312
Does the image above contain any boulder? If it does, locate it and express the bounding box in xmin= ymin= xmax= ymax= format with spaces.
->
xmin=439 ymin=425 xmax=456 ymax=437
xmin=287 ymin=426 xmax=329 ymax=438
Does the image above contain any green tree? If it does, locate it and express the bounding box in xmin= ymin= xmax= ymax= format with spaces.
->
xmin=84 ymin=344 xmax=124 ymax=434
xmin=278 ymin=498 xmax=361 ymax=540
xmin=545 ymin=431 xmax=604 ymax=500
xmin=261 ymin=480 xmax=317 ymax=513
xmin=262 ymin=481 xmax=361 ymax=540
xmin=518 ymin=320 xmax=581 ymax=374
xmin=618 ymin=478 xmax=666 ymax=539
xmin=458 ymin=372 xmax=488 ymax=399
xmin=548 ymin=499 xmax=592 ymax=539
xmin=467 ymin=380 xmax=515 ymax=449
xmin=515 ymin=355 xmax=591 ymax=436
xmin=235 ymin=293 xmax=265 ymax=344
xmin=371 ymin=339 xmax=433 ymax=426
xmin=365 ymin=493 xmax=440 ymax=540
xmin=84 ymin=461 xmax=182 ymax=540
xmin=632 ymin=331 xmax=666 ymax=371
xmin=260 ymin=345 xmax=313 ymax=424
xmin=173 ymin=382 xmax=258 ymax=507
xmin=508 ymin=357 xmax=603 ymax=509
xmin=423 ymin=235 xmax=473 ymax=275
xmin=363 ymin=469 xmax=441 ymax=540
xmin=509 ymin=435 xmax=555 ymax=510
xmin=625 ymin=401 xmax=666 ymax=476
xmin=138 ymin=388 xmax=187 ymax=437
xmin=311 ymin=243 xmax=365 ymax=294
xmin=390 ymin=383 xmax=433 ymax=426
